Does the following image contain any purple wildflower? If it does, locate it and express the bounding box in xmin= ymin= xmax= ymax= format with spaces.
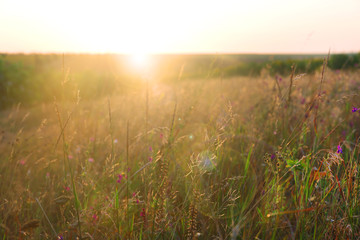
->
xmin=88 ymin=158 xmax=94 ymax=163
xmin=337 ymin=144 xmax=343 ymax=154
xmin=352 ymin=107 xmax=358 ymax=112
xmin=342 ymin=131 xmax=347 ymax=138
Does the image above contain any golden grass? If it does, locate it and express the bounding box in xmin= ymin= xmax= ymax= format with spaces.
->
xmin=0 ymin=68 xmax=360 ymax=239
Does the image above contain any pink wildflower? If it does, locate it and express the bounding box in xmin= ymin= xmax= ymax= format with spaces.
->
xmin=140 ymin=208 xmax=146 ymax=217
xmin=92 ymin=214 xmax=98 ymax=224
xmin=117 ymin=174 xmax=123 ymax=183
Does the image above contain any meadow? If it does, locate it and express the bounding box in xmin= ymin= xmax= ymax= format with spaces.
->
xmin=1 ymin=54 xmax=360 ymax=239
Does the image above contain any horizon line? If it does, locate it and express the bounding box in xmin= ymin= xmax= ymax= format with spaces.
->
xmin=1 ymin=51 xmax=359 ymax=55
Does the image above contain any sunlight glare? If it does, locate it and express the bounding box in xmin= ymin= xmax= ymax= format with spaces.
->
xmin=131 ymin=53 xmax=148 ymax=69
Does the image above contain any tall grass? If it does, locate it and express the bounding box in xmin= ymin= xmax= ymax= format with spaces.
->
xmin=0 ymin=61 xmax=359 ymax=239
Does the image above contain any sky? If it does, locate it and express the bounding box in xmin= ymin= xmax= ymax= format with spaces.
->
xmin=0 ymin=0 xmax=359 ymax=54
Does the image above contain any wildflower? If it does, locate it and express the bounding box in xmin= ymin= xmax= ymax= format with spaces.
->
xmin=352 ymin=107 xmax=358 ymax=112
xmin=337 ymin=144 xmax=343 ymax=154
xmin=148 ymin=156 xmax=153 ymax=162
xmin=275 ymin=75 xmax=282 ymax=82
xmin=271 ymin=154 xmax=276 ymax=160
xmin=46 ymin=172 xmax=50 ymax=178
xmin=149 ymin=146 xmax=153 ymax=152
xmin=114 ymin=139 xmax=118 ymax=144
xmin=132 ymin=192 xmax=136 ymax=197
xmin=301 ymin=98 xmax=306 ymax=104
xmin=92 ymin=214 xmax=98 ymax=223
xmin=58 ymin=235 xmax=64 ymax=240
xmin=140 ymin=208 xmax=146 ymax=217
xmin=64 ymin=186 xmax=70 ymax=191
xmin=88 ymin=158 xmax=94 ymax=163
xmin=68 ymin=155 xmax=74 ymax=159
xmin=89 ymin=137 xmax=95 ymax=142
xmin=117 ymin=174 xmax=123 ymax=183
xmin=19 ymin=159 xmax=26 ymax=165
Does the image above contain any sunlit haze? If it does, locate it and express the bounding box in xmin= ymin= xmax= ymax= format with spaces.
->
xmin=1 ymin=0 xmax=359 ymax=54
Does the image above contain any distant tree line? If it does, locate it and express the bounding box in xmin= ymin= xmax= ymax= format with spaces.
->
xmin=222 ymin=53 xmax=360 ymax=77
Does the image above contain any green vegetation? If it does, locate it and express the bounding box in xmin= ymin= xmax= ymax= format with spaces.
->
xmin=0 ymin=54 xmax=360 ymax=239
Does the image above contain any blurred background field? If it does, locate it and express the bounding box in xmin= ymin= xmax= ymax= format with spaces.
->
xmin=1 ymin=53 xmax=360 ymax=239
xmin=1 ymin=53 xmax=359 ymax=109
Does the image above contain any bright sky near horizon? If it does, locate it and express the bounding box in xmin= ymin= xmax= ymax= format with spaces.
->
xmin=0 ymin=0 xmax=359 ymax=54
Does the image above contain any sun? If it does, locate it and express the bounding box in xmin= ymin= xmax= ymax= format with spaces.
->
xmin=130 ymin=53 xmax=149 ymax=70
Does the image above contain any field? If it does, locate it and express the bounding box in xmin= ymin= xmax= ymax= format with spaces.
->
xmin=1 ymin=54 xmax=360 ymax=239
